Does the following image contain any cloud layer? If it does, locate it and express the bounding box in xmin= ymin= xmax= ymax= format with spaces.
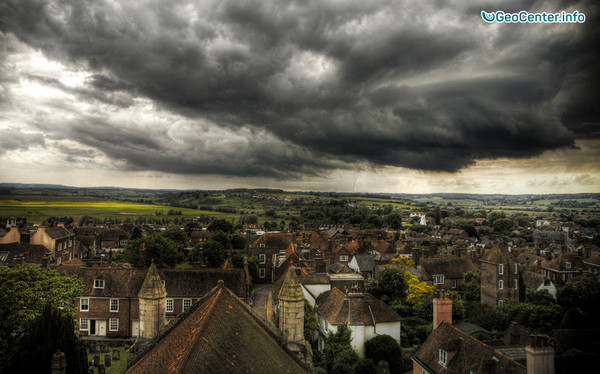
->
xmin=0 ymin=0 xmax=598 ymax=182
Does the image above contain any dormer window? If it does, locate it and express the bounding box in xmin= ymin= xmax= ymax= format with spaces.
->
xmin=439 ymin=349 xmax=448 ymax=366
xmin=94 ymin=279 xmax=105 ymax=289
xmin=434 ymin=275 xmax=445 ymax=285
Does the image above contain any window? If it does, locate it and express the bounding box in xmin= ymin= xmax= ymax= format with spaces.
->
xmin=110 ymin=299 xmax=119 ymax=312
xmin=452 ymin=279 xmax=457 ymax=289
xmin=565 ymin=262 xmax=571 ymax=269
xmin=80 ymin=318 xmax=89 ymax=331
xmin=259 ymin=254 xmax=266 ymax=264
xmin=514 ymin=264 xmax=518 ymax=274
xmin=166 ymin=299 xmax=174 ymax=313
xmin=439 ymin=349 xmax=448 ymax=366
xmin=80 ymin=298 xmax=89 ymax=312
xmin=183 ymin=299 xmax=192 ymax=312
xmin=110 ymin=318 xmax=118 ymax=331
xmin=433 ymin=275 xmax=445 ymax=285
xmin=514 ymin=279 xmax=518 ymax=289
xmin=498 ymin=264 xmax=504 ymax=275
xmin=162 ymin=280 xmax=166 ymax=287
xmin=272 ymin=254 xmax=277 ymax=265
xmin=498 ymin=299 xmax=504 ymax=307
xmin=499 ymin=280 xmax=504 ymax=290
xmin=259 ymin=268 xmax=266 ymax=278
xmin=339 ymin=255 xmax=348 ymax=262
xmin=259 ymin=243 xmax=265 ymax=248
xmin=94 ymin=279 xmax=105 ymax=289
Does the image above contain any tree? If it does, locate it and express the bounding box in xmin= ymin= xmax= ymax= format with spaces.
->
xmin=373 ymin=266 xmax=407 ymax=301
xmin=462 ymin=270 xmax=481 ymax=303
xmin=364 ymin=334 xmax=403 ymax=374
xmin=323 ymin=325 xmax=358 ymax=374
xmin=208 ymin=219 xmax=234 ymax=233
xmin=304 ymin=301 xmax=319 ymax=343
xmin=433 ymin=206 xmax=442 ymax=225
xmin=7 ymin=303 xmax=88 ymax=374
xmin=386 ymin=213 xmax=402 ymax=230
xmin=0 ymin=266 xmax=83 ymax=373
xmin=117 ymin=234 xmax=179 ymax=267
xmin=202 ymin=240 xmax=227 ymax=268
xmin=557 ymin=275 xmax=600 ymax=329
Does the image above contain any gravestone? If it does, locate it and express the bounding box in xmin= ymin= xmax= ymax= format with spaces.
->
xmin=98 ymin=363 xmax=106 ymax=374
xmin=104 ymin=354 xmax=112 ymax=367
xmin=112 ymin=349 xmax=121 ymax=361
xmin=93 ymin=354 xmax=100 ymax=367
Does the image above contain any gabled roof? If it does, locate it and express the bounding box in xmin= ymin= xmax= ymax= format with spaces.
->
xmin=418 ymin=257 xmax=475 ymax=280
xmin=127 ymin=282 xmax=310 ymax=373
xmin=353 ymin=255 xmax=376 ymax=272
xmin=252 ymin=233 xmax=292 ymax=249
xmin=43 ymin=227 xmax=74 ymax=239
xmin=413 ymin=321 xmax=525 ymax=374
xmin=316 ymin=289 xmax=401 ymax=326
xmin=0 ymin=243 xmax=52 ymax=266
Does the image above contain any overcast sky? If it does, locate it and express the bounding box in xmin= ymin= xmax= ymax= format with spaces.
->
xmin=0 ymin=0 xmax=598 ymax=194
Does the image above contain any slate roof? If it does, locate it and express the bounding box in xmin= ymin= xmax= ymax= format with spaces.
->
xmin=127 ymin=282 xmax=310 ymax=374
xmin=521 ymin=270 xmax=545 ymax=289
xmin=316 ymin=288 xmax=401 ymax=326
xmin=353 ymin=255 xmax=376 ymax=272
xmin=413 ymin=321 xmax=526 ymax=374
xmin=329 ymin=263 xmax=354 ymax=274
xmin=418 ymin=257 xmax=475 ymax=280
xmin=542 ymin=253 xmax=584 ymax=272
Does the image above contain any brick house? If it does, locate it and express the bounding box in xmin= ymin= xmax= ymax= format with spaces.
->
xmin=56 ymin=265 xmax=247 ymax=338
xmin=417 ymin=256 xmax=475 ymax=291
xmin=30 ymin=226 xmax=76 ymax=264
xmin=480 ymin=245 xmax=520 ymax=308
xmin=248 ymin=233 xmax=292 ymax=282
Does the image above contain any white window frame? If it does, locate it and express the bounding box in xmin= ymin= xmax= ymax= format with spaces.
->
xmin=183 ymin=298 xmax=192 ymax=312
xmin=514 ymin=279 xmax=518 ymax=290
xmin=514 ymin=264 xmax=518 ymax=274
xmin=434 ymin=275 xmax=445 ymax=285
xmin=498 ymin=264 xmax=504 ymax=275
xmin=80 ymin=298 xmax=89 ymax=312
xmin=166 ymin=299 xmax=174 ymax=313
xmin=452 ymin=279 xmax=457 ymax=288
xmin=259 ymin=243 xmax=265 ymax=248
xmin=259 ymin=268 xmax=266 ymax=278
xmin=499 ymin=280 xmax=504 ymax=290
xmin=94 ymin=279 xmax=105 ymax=289
xmin=80 ymin=318 xmax=89 ymax=331
xmin=439 ymin=349 xmax=448 ymax=366
xmin=339 ymin=255 xmax=348 ymax=262
xmin=565 ymin=262 xmax=571 ymax=269
xmin=498 ymin=299 xmax=504 ymax=307
xmin=110 ymin=298 xmax=119 ymax=312
xmin=259 ymin=254 xmax=266 ymax=264
xmin=110 ymin=318 xmax=118 ymax=331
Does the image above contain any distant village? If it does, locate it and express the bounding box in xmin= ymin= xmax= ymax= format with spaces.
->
xmin=1 ymin=201 xmax=599 ymax=374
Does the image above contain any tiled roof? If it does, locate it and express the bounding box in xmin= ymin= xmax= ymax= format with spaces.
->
xmin=521 ymin=270 xmax=544 ymax=289
xmin=480 ymin=245 xmax=513 ymax=264
xmin=316 ymin=289 xmax=401 ymax=326
xmin=413 ymin=321 xmax=526 ymax=374
xmin=252 ymin=233 xmax=292 ymax=248
xmin=418 ymin=257 xmax=475 ymax=280
xmin=44 ymin=227 xmax=74 ymax=239
xmin=55 ymin=266 xmax=246 ymax=299
xmin=127 ymin=282 xmax=310 ymax=373
xmin=0 ymin=243 xmax=52 ymax=266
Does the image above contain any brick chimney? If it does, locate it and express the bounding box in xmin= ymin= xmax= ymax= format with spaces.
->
xmin=433 ymin=291 xmax=452 ymax=328
xmin=526 ymin=334 xmax=555 ymax=374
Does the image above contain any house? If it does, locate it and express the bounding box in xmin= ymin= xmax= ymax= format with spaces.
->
xmin=0 ymin=243 xmax=52 ymax=266
xmin=480 ymin=245 xmax=520 ymax=307
xmin=55 ymin=264 xmax=247 ymax=338
xmin=541 ymin=253 xmax=585 ymax=287
xmin=348 ymin=254 xmax=377 ymax=279
xmin=314 ymin=288 xmax=402 ymax=357
xmin=96 ymin=228 xmax=130 ymax=251
xmin=522 ymin=270 xmax=557 ymax=299
xmin=412 ymin=296 xmax=528 ymax=374
xmin=126 ymin=280 xmax=310 ymax=373
xmin=189 ymin=229 xmax=211 ymax=244
xmin=417 ymin=256 xmax=475 ymax=291
xmin=249 ymin=233 xmax=293 ymax=282
xmin=30 ymin=226 xmax=76 ymax=264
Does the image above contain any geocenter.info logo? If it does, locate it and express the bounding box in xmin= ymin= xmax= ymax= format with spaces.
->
xmin=481 ymin=10 xmax=585 ymax=23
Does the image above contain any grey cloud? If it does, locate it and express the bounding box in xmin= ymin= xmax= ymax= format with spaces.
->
xmin=0 ymin=127 xmax=45 ymax=155
xmin=0 ymin=0 xmax=597 ymax=177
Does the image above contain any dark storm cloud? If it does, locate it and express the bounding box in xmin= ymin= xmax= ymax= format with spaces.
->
xmin=0 ymin=0 xmax=597 ymax=176
xmin=0 ymin=127 xmax=45 ymax=155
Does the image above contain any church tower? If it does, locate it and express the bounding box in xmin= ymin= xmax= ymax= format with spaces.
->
xmin=138 ymin=260 xmax=167 ymax=340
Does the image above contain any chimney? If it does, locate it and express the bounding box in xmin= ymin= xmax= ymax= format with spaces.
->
xmin=433 ymin=290 xmax=452 ymax=328
xmin=526 ymin=335 xmax=555 ymax=374
xmin=42 ymin=254 xmax=50 ymax=268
